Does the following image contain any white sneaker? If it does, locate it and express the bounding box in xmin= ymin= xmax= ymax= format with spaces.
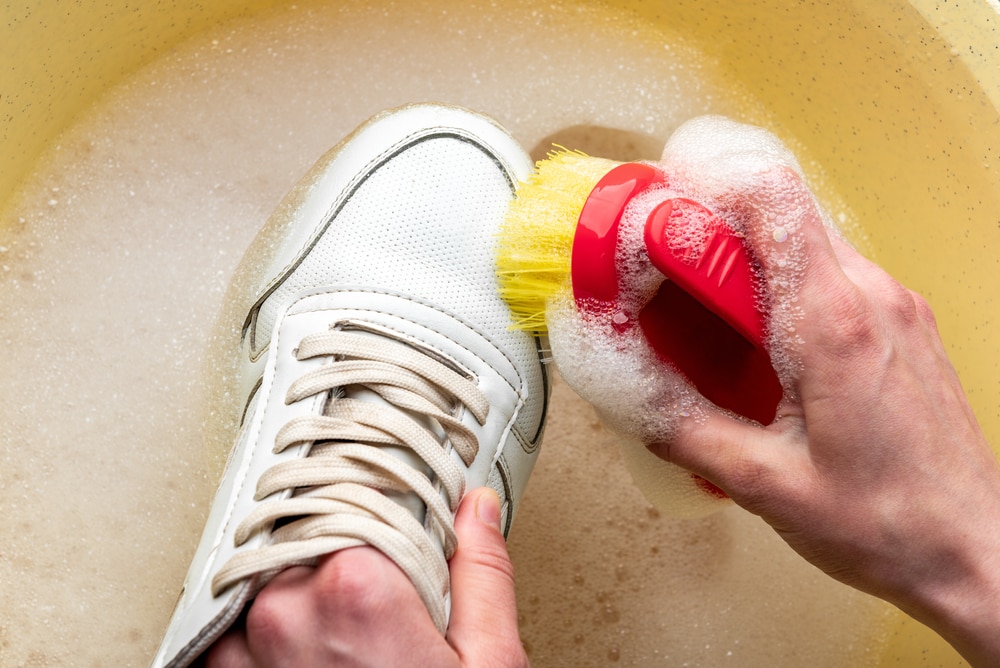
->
xmin=152 ymin=104 xmax=549 ymax=667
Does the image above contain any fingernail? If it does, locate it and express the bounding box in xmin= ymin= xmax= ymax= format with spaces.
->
xmin=476 ymin=489 xmax=502 ymax=531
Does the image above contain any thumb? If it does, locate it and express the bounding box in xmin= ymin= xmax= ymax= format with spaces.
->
xmin=446 ymin=488 xmax=528 ymax=667
xmin=652 ymin=411 xmax=795 ymax=511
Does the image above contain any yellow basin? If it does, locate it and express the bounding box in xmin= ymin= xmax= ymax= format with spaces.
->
xmin=1 ymin=1 xmax=997 ymax=665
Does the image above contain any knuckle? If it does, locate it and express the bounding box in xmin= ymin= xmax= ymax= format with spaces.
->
xmin=908 ymin=289 xmax=938 ymax=328
xmin=724 ymin=428 xmax=807 ymax=511
xmin=463 ymin=539 xmax=517 ymax=586
xmin=312 ymin=550 xmax=397 ymax=622
xmin=807 ymin=280 xmax=888 ymax=366
xmin=719 ymin=435 xmax=774 ymax=506
xmin=246 ymin=549 xmax=400 ymax=643
xmin=245 ymin=584 xmax=295 ymax=647
xmin=726 ymin=456 xmax=774 ymax=507
xmin=822 ymin=293 xmax=879 ymax=348
xmin=880 ymin=281 xmax=922 ymax=325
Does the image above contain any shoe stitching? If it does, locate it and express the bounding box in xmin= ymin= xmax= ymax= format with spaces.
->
xmin=493 ymin=454 xmax=515 ymax=538
xmin=244 ymin=127 xmax=521 ymax=359
xmin=213 ymin=303 xmax=314 ymax=592
xmin=511 ymin=424 xmax=541 ymax=456
xmin=291 ymin=287 xmax=526 ymax=399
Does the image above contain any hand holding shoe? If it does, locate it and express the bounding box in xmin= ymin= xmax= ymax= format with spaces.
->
xmin=205 ymin=489 xmax=528 ymax=668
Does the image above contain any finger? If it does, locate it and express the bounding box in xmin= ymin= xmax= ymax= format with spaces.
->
xmin=726 ymin=166 xmax=887 ymax=406
xmin=203 ymin=627 xmax=256 ymax=668
xmin=650 ymin=410 xmax=804 ymax=511
xmin=739 ymin=166 xmax=857 ymax=320
xmin=446 ymin=488 xmax=528 ymax=667
xmin=829 ymin=233 xmax=929 ymax=315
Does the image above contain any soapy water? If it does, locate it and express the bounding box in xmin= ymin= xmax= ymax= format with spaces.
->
xmin=0 ymin=1 xmax=887 ymax=665
xmin=549 ymin=115 xmax=843 ymax=517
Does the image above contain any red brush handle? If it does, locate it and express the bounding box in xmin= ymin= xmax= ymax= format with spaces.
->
xmin=571 ymin=163 xmax=662 ymax=304
xmin=644 ymin=198 xmax=765 ymax=347
xmin=639 ymin=198 xmax=782 ymax=424
xmin=572 ymin=163 xmax=782 ymax=425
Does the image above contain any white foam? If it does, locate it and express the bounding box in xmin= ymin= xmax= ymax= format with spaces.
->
xmin=547 ymin=292 xmax=731 ymax=518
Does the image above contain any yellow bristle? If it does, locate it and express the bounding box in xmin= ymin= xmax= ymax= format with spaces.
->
xmin=497 ymin=148 xmax=620 ymax=332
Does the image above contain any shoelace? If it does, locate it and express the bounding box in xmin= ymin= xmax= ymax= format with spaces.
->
xmin=211 ymin=328 xmax=490 ymax=633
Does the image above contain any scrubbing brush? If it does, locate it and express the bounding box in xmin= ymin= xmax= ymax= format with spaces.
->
xmin=497 ymin=146 xmax=783 ymax=517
